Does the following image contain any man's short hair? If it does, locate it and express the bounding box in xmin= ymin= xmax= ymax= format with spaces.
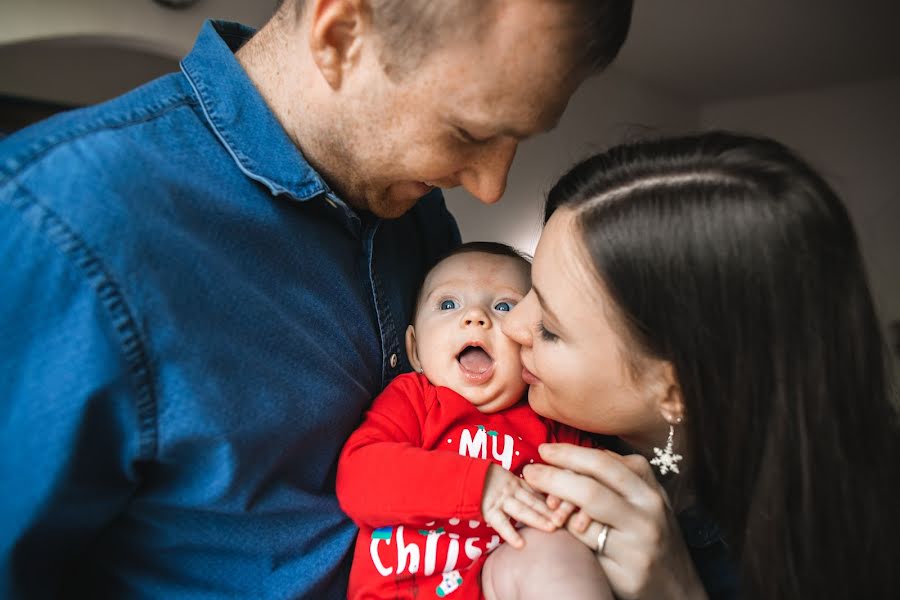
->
xmin=276 ymin=0 xmax=633 ymax=78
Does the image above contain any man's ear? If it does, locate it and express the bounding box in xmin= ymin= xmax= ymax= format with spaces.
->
xmin=308 ymin=0 xmax=367 ymax=89
xmin=657 ymin=361 xmax=686 ymax=424
xmin=405 ymin=324 xmax=422 ymax=373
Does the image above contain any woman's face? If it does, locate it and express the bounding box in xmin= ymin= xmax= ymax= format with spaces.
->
xmin=503 ymin=209 xmax=669 ymax=445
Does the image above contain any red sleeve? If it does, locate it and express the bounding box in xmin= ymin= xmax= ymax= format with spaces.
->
xmin=551 ymin=421 xmax=601 ymax=449
xmin=336 ymin=373 xmax=490 ymax=528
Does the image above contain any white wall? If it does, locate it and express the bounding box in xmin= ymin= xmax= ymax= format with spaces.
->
xmin=0 ymin=40 xmax=178 ymax=106
xmin=0 ymin=0 xmax=272 ymax=106
xmin=445 ymin=71 xmax=699 ymax=253
xmin=701 ymin=78 xmax=900 ymax=365
xmin=0 ymin=0 xmax=269 ymax=59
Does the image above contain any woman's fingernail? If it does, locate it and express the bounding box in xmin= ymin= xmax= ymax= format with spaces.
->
xmin=523 ymin=464 xmax=543 ymax=479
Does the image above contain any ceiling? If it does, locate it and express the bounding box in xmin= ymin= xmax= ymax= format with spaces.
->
xmin=2 ymin=1 xmax=899 ymax=106
xmin=614 ymin=0 xmax=900 ymax=101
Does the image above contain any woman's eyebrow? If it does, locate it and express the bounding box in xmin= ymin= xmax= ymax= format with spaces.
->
xmin=532 ymin=286 xmax=563 ymax=326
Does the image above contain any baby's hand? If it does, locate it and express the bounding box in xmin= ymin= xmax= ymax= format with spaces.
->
xmin=546 ymin=493 xmax=579 ymax=526
xmin=480 ymin=464 xmax=559 ymax=548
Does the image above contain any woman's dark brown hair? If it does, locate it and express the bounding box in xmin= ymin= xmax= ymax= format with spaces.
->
xmin=546 ymin=131 xmax=899 ymax=599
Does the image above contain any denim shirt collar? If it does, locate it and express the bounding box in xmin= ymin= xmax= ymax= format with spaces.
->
xmin=180 ymin=20 xmax=329 ymax=203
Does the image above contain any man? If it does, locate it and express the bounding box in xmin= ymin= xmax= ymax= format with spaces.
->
xmin=0 ymin=0 xmax=632 ymax=597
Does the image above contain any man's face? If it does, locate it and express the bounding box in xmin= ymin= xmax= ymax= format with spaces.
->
xmin=335 ymin=1 xmax=584 ymax=218
xmin=407 ymin=252 xmax=531 ymax=413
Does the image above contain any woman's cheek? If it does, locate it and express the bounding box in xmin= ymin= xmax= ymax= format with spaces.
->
xmin=526 ymin=385 xmax=555 ymax=420
xmin=531 ymin=348 xmax=562 ymax=415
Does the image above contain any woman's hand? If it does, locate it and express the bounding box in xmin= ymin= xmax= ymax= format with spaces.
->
xmin=522 ymin=443 xmax=708 ymax=600
xmin=480 ymin=464 xmax=569 ymax=548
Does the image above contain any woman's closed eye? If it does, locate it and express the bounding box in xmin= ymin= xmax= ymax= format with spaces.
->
xmin=538 ymin=321 xmax=559 ymax=342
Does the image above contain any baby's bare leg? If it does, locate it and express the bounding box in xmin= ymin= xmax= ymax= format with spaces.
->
xmin=482 ymin=528 xmax=613 ymax=600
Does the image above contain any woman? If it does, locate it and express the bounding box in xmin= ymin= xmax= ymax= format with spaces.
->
xmin=497 ymin=132 xmax=899 ymax=599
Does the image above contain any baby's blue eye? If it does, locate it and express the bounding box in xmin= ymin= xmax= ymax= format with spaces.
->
xmin=440 ymin=299 xmax=458 ymax=310
xmin=494 ymin=302 xmax=512 ymax=312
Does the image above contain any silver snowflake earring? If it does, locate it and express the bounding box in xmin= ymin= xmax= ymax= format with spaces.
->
xmin=650 ymin=423 xmax=683 ymax=475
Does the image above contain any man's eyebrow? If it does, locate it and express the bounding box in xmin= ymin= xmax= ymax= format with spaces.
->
xmin=456 ymin=117 xmax=558 ymax=142
xmin=501 ymin=115 xmax=562 ymax=141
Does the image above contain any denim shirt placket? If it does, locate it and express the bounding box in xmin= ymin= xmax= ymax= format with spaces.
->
xmin=364 ymin=219 xmax=405 ymax=389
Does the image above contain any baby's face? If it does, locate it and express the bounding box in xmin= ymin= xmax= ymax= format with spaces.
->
xmin=407 ymin=252 xmax=530 ymax=413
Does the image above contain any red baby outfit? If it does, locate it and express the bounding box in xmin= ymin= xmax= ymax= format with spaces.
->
xmin=337 ymin=372 xmax=591 ymax=600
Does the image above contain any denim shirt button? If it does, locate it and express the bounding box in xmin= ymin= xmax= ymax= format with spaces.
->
xmin=389 ymin=353 xmax=398 ymax=369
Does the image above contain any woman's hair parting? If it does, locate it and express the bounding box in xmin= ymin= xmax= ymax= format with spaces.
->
xmin=546 ymin=131 xmax=899 ymax=600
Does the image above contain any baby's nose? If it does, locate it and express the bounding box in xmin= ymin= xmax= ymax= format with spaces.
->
xmin=462 ymin=308 xmax=490 ymax=328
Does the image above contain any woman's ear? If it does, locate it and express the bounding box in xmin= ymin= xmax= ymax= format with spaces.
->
xmin=657 ymin=361 xmax=686 ymax=424
xmin=405 ymin=324 xmax=422 ymax=373
xmin=307 ymin=0 xmax=367 ymax=89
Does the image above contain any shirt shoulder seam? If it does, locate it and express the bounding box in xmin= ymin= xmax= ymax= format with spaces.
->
xmin=1 ymin=85 xmax=196 ymax=180
xmin=3 ymin=181 xmax=158 ymax=461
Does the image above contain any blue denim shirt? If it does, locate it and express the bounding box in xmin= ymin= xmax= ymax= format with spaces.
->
xmin=0 ymin=20 xmax=460 ymax=599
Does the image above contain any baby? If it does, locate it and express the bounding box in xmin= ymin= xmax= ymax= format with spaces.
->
xmin=337 ymin=242 xmax=611 ymax=600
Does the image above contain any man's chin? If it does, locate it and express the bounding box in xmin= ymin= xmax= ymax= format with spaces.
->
xmin=343 ymin=195 xmax=404 ymax=219
xmin=369 ymin=184 xmax=435 ymax=219
xmin=368 ymin=194 xmax=421 ymax=219
xmin=370 ymin=202 xmax=416 ymax=219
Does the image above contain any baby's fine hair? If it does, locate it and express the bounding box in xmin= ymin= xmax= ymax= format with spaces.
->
xmin=410 ymin=241 xmax=531 ymax=325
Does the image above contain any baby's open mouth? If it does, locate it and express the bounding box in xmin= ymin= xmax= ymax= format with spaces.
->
xmin=457 ymin=345 xmax=493 ymax=376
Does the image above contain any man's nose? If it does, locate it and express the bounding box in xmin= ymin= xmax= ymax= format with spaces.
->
xmin=460 ymin=138 xmax=518 ymax=204
xmin=461 ymin=306 xmax=491 ymax=329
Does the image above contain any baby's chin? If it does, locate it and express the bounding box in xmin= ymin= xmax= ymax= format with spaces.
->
xmin=425 ymin=363 xmax=526 ymax=411
xmin=467 ymin=383 xmax=528 ymax=414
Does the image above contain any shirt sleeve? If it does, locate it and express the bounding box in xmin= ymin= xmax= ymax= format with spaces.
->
xmin=336 ymin=374 xmax=490 ymax=528
xmin=0 ymin=185 xmax=148 ymax=597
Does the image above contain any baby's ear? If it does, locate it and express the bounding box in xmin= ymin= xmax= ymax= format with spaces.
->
xmin=405 ymin=325 xmax=422 ymax=372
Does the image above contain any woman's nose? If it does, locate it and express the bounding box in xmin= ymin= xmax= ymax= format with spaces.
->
xmin=502 ymin=297 xmax=533 ymax=346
